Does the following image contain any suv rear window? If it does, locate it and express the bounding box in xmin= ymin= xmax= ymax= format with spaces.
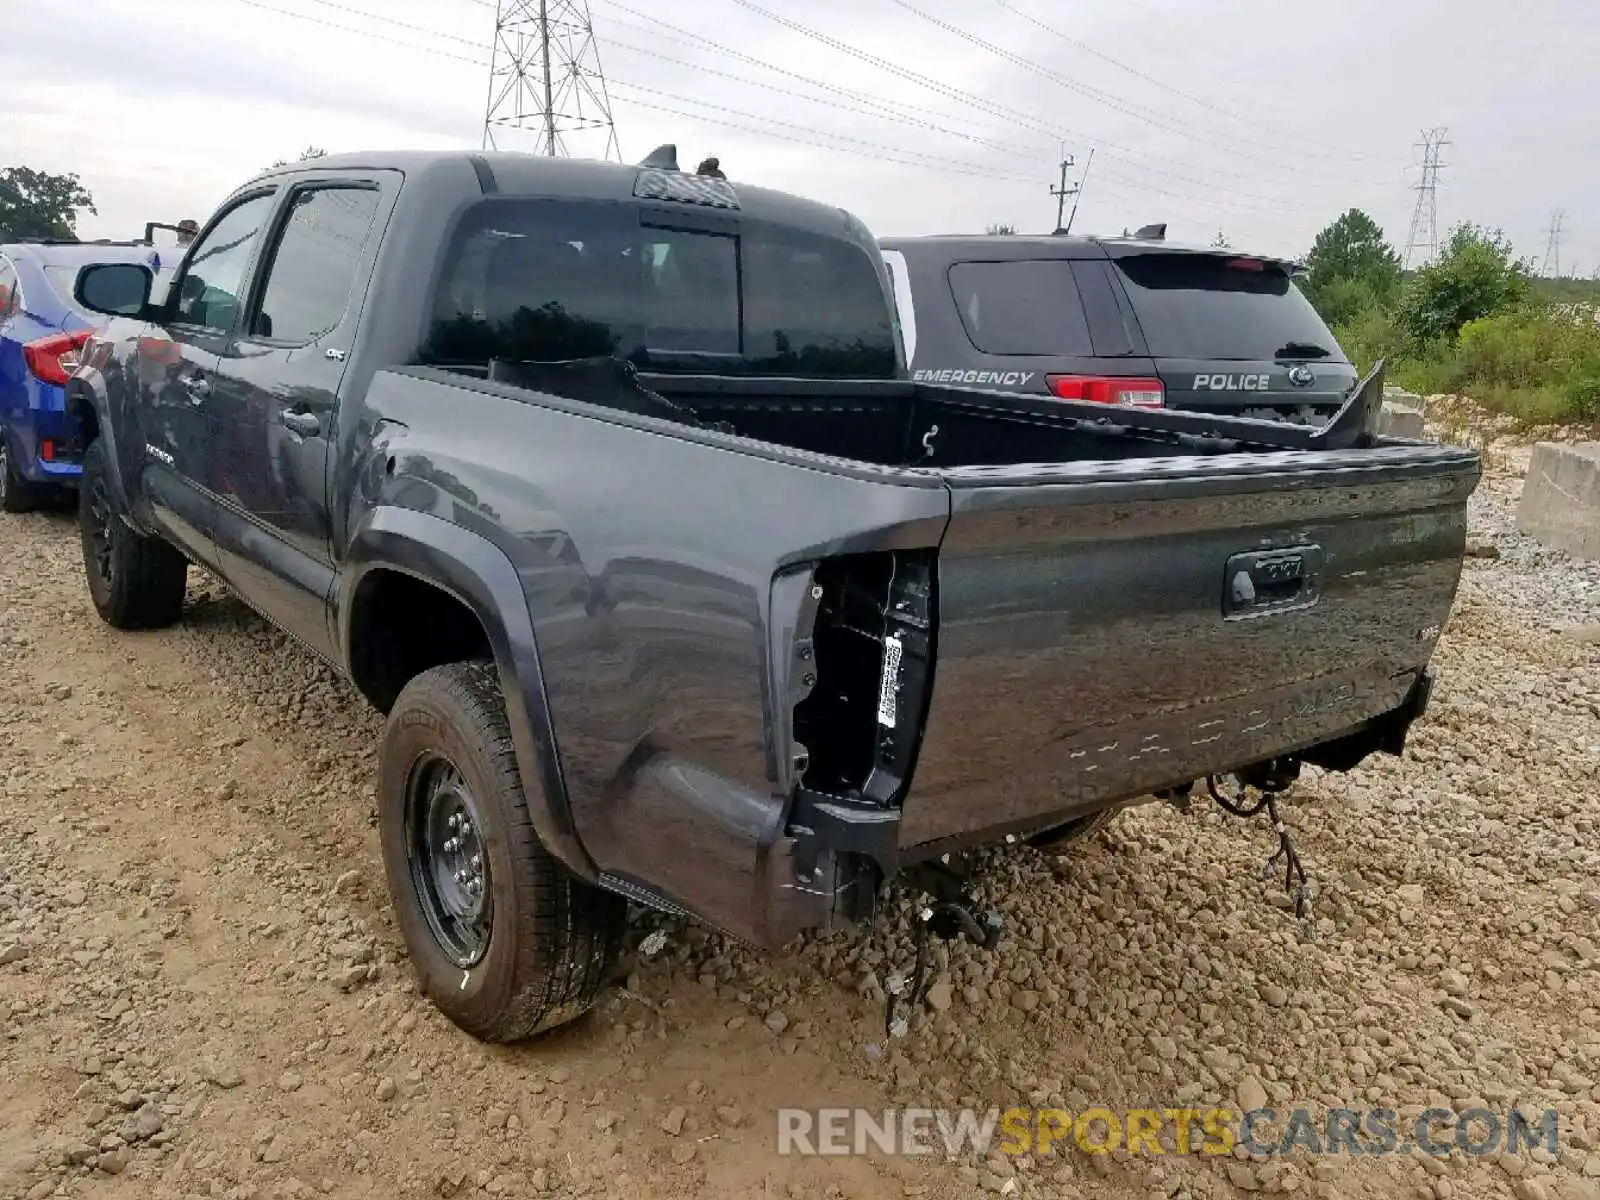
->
xmin=946 ymin=259 xmax=1094 ymax=356
xmin=423 ymin=199 xmax=897 ymax=378
xmin=1112 ymin=253 xmax=1345 ymax=361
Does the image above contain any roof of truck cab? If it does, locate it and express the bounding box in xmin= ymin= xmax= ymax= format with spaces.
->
xmin=245 ymin=150 xmax=875 ymax=242
xmin=879 ymin=232 xmax=1300 ymax=271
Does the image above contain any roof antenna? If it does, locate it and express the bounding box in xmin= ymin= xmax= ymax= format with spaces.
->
xmin=637 ymin=143 xmax=679 ymax=171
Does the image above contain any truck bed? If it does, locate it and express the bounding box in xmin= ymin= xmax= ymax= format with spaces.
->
xmin=367 ymin=362 xmax=1478 ymax=948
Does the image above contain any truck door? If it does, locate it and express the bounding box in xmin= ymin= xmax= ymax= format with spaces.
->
xmin=136 ymin=190 xmax=278 ymax=563
xmin=207 ymin=177 xmax=390 ymax=662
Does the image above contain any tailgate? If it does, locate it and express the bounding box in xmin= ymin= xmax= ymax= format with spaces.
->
xmin=898 ymin=443 xmax=1479 ymax=848
xmin=1157 ymin=355 xmax=1358 ymax=424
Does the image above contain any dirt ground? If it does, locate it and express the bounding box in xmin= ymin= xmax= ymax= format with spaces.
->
xmin=2 ymin=422 xmax=1598 ymax=1200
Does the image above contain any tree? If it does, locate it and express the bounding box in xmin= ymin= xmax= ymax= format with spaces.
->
xmin=268 ymin=146 xmax=328 ymax=170
xmin=1210 ymin=229 xmax=1230 ymax=248
xmin=1397 ymin=222 xmax=1533 ymax=347
xmin=985 ymin=223 xmax=1016 ymax=235
xmin=0 ymin=166 xmax=96 ymax=241
xmin=1302 ymin=208 xmax=1402 ymax=325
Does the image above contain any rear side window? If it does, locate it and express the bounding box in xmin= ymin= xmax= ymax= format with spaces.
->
xmin=946 ymin=259 xmax=1093 ymax=356
xmin=251 ymin=185 xmax=383 ymax=343
xmin=423 ymin=199 xmax=897 ymax=378
xmin=1112 ymin=253 xmax=1345 ymax=361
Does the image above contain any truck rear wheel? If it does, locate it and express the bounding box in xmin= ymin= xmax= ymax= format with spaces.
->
xmin=79 ymin=439 xmax=189 ymax=629
xmin=378 ymin=660 xmax=625 ymax=1043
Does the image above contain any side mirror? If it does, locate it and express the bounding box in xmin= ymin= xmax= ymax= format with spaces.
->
xmin=75 ymin=262 xmax=154 ymax=318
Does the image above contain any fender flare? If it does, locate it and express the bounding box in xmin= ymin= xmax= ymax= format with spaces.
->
xmin=339 ymin=505 xmax=597 ymax=882
xmin=66 ymin=375 xmax=135 ymax=513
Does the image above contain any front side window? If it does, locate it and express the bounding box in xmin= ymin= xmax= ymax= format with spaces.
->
xmin=251 ymin=186 xmax=382 ymax=343
xmin=422 ymin=199 xmax=897 ymax=378
xmin=173 ymin=192 xmax=276 ymax=332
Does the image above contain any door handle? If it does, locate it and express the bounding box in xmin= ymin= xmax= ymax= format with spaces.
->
xmin=181 ymin=374 xmax=209 ymax=403
xmin=280 ymin=409 xmax=321 ymax=437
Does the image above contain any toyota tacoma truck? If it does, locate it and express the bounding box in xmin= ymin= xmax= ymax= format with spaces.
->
xmin=64 ymin=147 xmax=1478 ymax=1044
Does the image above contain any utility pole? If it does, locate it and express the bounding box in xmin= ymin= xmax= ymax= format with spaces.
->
xmin=1402 ymin=126 xmax=1450 ymax=269
xmin=482 ymin=0 xmax=620 ymax=160
xmin=1049 ymin=146 xmax=1077 ymax=234
xmin=1541 ymin=208 xmax=1566 ymax=278
xmin=1062 ymin=148 xmax=1094 ymax=236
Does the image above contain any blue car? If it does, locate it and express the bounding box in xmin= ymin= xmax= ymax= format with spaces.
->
xmin=0 ymin=239 xmax=167 ymax=512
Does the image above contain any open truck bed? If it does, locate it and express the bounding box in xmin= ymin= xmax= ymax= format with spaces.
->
xmin=379 ymin=358 xmax=1476 ymax=948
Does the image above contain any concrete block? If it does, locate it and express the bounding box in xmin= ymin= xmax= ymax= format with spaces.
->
xmin=1516 ymin=441 xmax=1600 ymax=561
xmin=1379 ymin=401 xmax=1426 ymax=440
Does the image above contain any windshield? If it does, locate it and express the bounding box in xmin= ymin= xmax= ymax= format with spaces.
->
xmin=423 ymin=198 xmax=898 ymax=378
xmin=1112 ymin=253 xmax=1347 ymax=362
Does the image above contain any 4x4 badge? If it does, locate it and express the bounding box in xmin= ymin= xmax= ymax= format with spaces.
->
xmin=1287 ymin=364 xmax=1316 ymax=387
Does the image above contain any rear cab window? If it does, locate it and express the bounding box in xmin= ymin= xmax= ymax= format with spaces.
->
xmin=1110 ymin=253 xmax=1347 ymax=362
xmin=422 ymin=199 xmax=898 ymax=378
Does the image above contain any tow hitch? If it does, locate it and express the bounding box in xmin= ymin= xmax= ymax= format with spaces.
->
xmin=1207 ymin=759 xmax=1319 ymax=939
xmin=883 ymin=858 xmax=1003 ymax=1039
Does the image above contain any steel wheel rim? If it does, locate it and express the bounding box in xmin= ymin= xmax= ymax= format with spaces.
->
xmin=404 ymin=752 xmax=492 ymax=968
xmin=87 ymin=473 xmax=116 ymax=586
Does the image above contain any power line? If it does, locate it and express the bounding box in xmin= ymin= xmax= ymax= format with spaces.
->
xmin=225 ymin=0 xmax=486 ymax=64
xmin=885 ymin=0 xmax=1402 ymax=172
xmin=483 ymin=0 xmax=620 ymax=158
xmin=983 ymin=0 xmax=1403 ymax=164
xmin=1541 ymin=208 xmax=1566 ymax=278
xmin=721 ymin=0 xmax=1396 ymax=192
xmin=1402 ymin=126 xmax=1449 ymax=269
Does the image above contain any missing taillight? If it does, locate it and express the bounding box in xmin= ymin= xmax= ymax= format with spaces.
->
xmin=791 ymin=550 xmax=935 ymax=806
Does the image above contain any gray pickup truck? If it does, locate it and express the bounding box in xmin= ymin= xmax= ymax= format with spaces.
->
xmin=64 ymin=147 xmax=1479 ymax=1043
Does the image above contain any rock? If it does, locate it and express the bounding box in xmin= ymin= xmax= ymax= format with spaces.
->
xmin=1441 ymin=997 xmax=1478 ymax=1020
xmin=1516 ymin=1181 xmax=1550 ymax=1200
xmin=375 ymin=1077 xmax=398 ymax=1102
xmin=97 ymin=1147 xmax=131 ymax=1174
xmin=547 ymin=1066 xmax=571 ymax=1085
xmin=278 ymin=1072 xmax=303 ymax=1093
xmin=670 ymin=1143 xmax=697 ymax=1165
xmin=1012 ymin=990 xmax=1040 ymax=1013
xmin=660 ymin=1106 xmax=686 ymax=1136
xmin=764 ymin=1011 xmax=789 ymax=1035
xmin=202 ymin=1061 xmax=245 ymax=1089
xmin=61 ymin=883 xmax=86 ymax=907
xmin=1262 ymin=985 xmax=1289 ymax=1008
xmin=336 ymin=964 xmax=368 ymax=991
xmin=120 ymin=1103 xmax=165 ymax=1142
xmin=1237 ymin=1075 xmax=1269 ymax=1114
xmin=925 ymin=978 xmax=953 ymax=1013
xmin=0 ymin=942 xmax=28 ymax=965
xmin=1439 ymin=970 xmax=1470 ymax=996
xmin=332 ymin=869 xmax=362 ymax=895
xmin=1227 ymin=1162 xmax=1261 ymax=1191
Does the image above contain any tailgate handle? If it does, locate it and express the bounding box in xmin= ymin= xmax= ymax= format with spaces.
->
xmin=1223 ymin=547 xmax=1322 ymax=618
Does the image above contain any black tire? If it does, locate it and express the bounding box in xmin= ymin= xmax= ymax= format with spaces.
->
xmin=1025 ymin=805 xmax=1120 ymax=852
xmin=78 ymin=439 xmax=189 ymax=630
xmin=379 ymin=660 xmax=626 ymax=1043
xmin=0 ymin=435 xmax=41 ymax=514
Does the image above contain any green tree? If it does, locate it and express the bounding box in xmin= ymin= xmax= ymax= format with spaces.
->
xmin=1210 ymin=229 xmax=1230 ymax=248
xmin=1397 ymin=223 xmax=1533 ymax=346
xmin=985 ymin=223 xmax=1016 ymax=235
xmin=1302 ymin=208 xmax=1401 ymax=325
xmin=0 ymin=166 xmax=96 ymax=241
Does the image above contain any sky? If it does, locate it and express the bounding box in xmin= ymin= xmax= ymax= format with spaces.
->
xmin=2 ymin=0 xmax=1596 ymax=274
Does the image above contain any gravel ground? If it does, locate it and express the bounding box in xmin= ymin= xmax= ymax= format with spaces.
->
xmin=2 ymin=421 xmax=1598 ymax=1200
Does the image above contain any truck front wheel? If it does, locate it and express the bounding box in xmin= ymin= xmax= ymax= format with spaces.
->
xmin=79 ymin=439 xmax=189 ymax=629
xmin=379 ymin=660 xmax=626 ymax=1043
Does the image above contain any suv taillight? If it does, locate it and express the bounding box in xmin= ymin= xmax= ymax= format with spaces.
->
xmin=23 ymin=330 xmax=94 ymax=386
xmin=1045 ymin=374 xmax=1165 ymax=409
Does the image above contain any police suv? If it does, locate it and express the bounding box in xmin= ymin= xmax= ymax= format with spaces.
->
xmin=879 ymin=227 xmax=1355 ymax=424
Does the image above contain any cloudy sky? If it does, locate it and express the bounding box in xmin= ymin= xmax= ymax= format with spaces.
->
xmin=2 ymin=0 xmax=1595 ymax=272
